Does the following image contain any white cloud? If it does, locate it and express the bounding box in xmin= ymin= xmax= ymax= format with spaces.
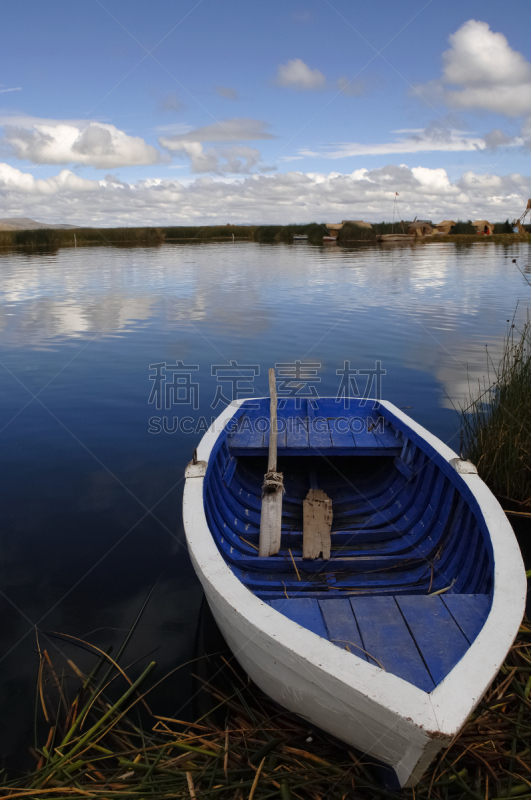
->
xmin=0 ymin=86 xmax=21 ymax=94
xmin=0 ymin=162 xmax=529 ymax=226
xmin=522 ymin=117 xmax=531 ymax=150
xmin=420 ymin=20 xmax=531 ymax=117
xmin=166 ymin=142 xmax=262 ymax=174
xmin=443 ymin=21 xmax=530 ymax=87
xmin=159 ymin=118 xmax=275 ymax=173
xmin=275 ymin=59 xmax=326 ymax=90
xmin=0 ymin=163 xmax=100 ymax=194
xmin=215 ymin=146 xmax=262 ymax=174
xmin=159 ymin=118 xmax=275 ymax=145
xmin=299 ymin=123 xmax=495 ymax=158
xmin=215 ymin=86 xmax=238 ymax=100
xmin=483 ymin=128 xmax=513 ymax=149
xmin=411 ymin=167 xmax=451 ymax=192
xmin=155 ymin=123 xmax=193 ymax=135
xmin=2 ymin=118 xmax=161 ymax=168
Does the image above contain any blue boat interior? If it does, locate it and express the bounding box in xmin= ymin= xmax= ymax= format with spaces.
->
xmin=204 ymin=399 xmax=493 ymax=692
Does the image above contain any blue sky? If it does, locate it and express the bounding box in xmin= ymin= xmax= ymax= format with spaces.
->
xmin=0 ymin=0 xmax=530 ymax=225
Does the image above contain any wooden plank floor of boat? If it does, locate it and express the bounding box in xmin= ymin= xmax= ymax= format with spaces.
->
xmin=266 ymin=595 xmax=490 ymax=691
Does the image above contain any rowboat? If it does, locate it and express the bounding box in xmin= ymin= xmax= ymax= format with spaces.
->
xmin=183 ymin=397 xmax=526 ymax=787
xmin=292 ymin=234 xmax=308 ymax=241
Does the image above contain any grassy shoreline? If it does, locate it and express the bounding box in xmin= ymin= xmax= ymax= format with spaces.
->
xmin=0 ymin=224 xmax=326 ymax=249
xmin=460 ymin=315 xmax=531 ymax=508
xmin=4 ymin=609 xmax=531 ymax=799
xmin=1 ymin=224 xmax=530 ymax=249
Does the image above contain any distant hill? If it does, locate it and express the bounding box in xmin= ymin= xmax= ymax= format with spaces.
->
xmin=0 ymin=217 xmax=78 ymax=231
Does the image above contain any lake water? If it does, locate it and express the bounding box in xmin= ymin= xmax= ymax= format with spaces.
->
xmin=0 ymin=239 xmax=529 ymax=764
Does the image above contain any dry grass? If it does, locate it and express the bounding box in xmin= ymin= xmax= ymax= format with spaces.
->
xmin=4 ymin=610 xmax=531 ymax=799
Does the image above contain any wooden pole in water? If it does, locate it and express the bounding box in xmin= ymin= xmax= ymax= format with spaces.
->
xmin=259 ymin=368 xmax=283 ymax=557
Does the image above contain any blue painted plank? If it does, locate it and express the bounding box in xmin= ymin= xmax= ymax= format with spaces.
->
xmin=353 ymin=429 xmax=380 ymax=448
xmin=270 ymin=598 xmax=328 ymax=638
xmin=228 ymin=413 xmax=261 ymax=448
xmin=308 ymin=418 xmax=333 ymax=449
xmin=286 ymin=414 xmax=310 ymax=449
xmin=351 ymin=413 xmax=386 ymax=448
xmin=318 ymin=599 xmax=368 ymax=660
xmin=429 ymin=498 xmax=474 ymax=593
xmin=375 ymin=426 xmax=403 ymax=448
xmin=394 ymin=457 xmax=415 ymax=481
xmin=350 ymin=596 xmax=434 ymax=691
xmin=441 ymin=595 xmax=491 ymax=645
xmin=328 ymin=418 xmax=356 ymax=449
xmin=204 ymin=483 xmax=259 ymax=552
xmin=264 ymin=420 xmax=287 ymax=450
xmin=223 ymin=456 xmax=238 ymax=488
xmin=228 ymin=446 xmax=402 ymax=457
xmin=452 ymin=520 xmax=484 ymax=594
xmin=277 ymin=422 xmax=288 ymax=449
xmin=246 ymin=420 xmax=265 ymax=448
xmin=396 ymin=595 xmax=469 ymax=685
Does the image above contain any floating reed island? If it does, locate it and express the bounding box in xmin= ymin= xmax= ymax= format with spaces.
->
xmin=4 ymin=605 xmax=531 ymax=800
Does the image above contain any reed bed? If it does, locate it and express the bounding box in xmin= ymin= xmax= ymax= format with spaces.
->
xmin=252 ymin=224 xmax=328 ymax=244
xmin=460 ymin=315 xmax=531 ymax=506
xmin=0 ymin=227 xmax=167 ymax=249
xmin=0 ymin=223 xmax=529 ymax=250
xmin=3 ymin=608 xmax=531 ymax=800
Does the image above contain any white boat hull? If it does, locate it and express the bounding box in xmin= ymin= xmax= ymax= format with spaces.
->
xmin=183 ymin=400 xmax=526 ymax=787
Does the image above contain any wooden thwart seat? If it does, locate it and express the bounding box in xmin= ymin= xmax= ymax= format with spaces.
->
xmin=227 ymin=410 xmax=402 ymax=456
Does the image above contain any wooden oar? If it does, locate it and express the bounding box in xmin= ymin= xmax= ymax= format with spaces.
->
xmin=259 ymin=368 xmax=283 ymax=557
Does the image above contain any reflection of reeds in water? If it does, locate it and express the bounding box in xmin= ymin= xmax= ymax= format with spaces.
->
xmin=6 ymin=611 xmax=531 ymax=799
xmin=460 ymin=318 xmax=531 ymax=506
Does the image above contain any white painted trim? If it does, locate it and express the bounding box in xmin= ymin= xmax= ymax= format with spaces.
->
xmin=195 ymin=398 xmax=248 ymax=463
xmin=183 ymin=399 xmax=526 ymax=786
xmin=380 ymin=402 xmax=526 ymax=736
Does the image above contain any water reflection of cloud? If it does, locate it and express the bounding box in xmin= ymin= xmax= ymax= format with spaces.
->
xmin=0 ymin=245 xmax=275 ymax=345
xmin=0 ymin=295 xmax=158 ymax=346
xmin=0 ymin=242 xmax=529 ymax=405
xmin=402 ymin=318 xmax=520 ymax=410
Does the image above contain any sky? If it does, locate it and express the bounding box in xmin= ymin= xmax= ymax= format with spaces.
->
xmin=0 ymin=0 xmax=530 ymax=226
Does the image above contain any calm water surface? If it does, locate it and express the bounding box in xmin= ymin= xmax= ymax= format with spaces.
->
xmin=0 ymin=240 xmax=529 ymax=764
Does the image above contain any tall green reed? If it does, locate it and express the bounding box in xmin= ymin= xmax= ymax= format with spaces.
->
xmin=460 ymin=317 xmax=531 ymax=505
